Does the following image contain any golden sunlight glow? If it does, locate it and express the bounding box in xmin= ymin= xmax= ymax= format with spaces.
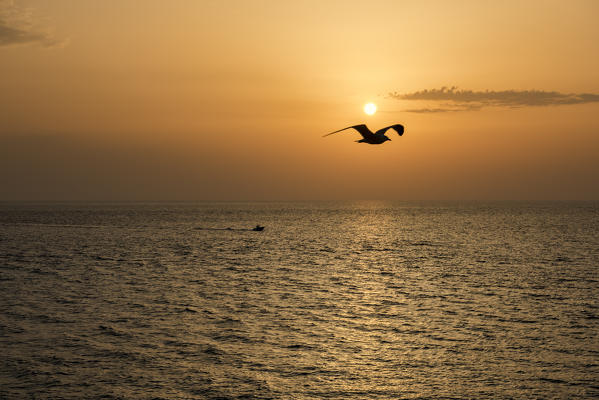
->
xmin=363 ymin=103 xmax=377 ymax=115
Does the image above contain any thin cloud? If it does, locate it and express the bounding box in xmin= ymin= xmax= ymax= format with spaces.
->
xmin=0 ymin=0 xmax=65 ymax=48
xmin=403 ymin=104 xmax=483 ymax=113
xmin=402 ymin=107 xmax=460 ymax=113
xmin=390 ymin=86 xmax=599 ymax=113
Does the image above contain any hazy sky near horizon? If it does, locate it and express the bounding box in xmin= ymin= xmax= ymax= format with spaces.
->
xmin=1 ymin=0 xmax=598 ymax=200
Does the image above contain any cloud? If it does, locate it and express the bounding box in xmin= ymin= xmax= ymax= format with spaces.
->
xmin=0 ymin=0 xmax=65 ymax=48
xmin=390 ymin=86 xmax=599 ymax=113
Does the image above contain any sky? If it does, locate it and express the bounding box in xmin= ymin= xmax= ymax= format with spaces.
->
xmin=1 ymin=0 xmax=598 ymax=201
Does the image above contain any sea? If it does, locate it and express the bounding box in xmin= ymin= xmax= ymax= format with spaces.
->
xmin=0 ymin=201 xmax=598 ymax=399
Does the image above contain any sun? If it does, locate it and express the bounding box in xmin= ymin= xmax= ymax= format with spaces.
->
xmin=363 ymin=102 xmax=377 ymax=115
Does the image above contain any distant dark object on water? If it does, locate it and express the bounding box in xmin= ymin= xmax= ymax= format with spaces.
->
xmin=195 ymin=225 xmax=265 ymax=231
xmin=323 ymin=123 xmax=404 ymax=144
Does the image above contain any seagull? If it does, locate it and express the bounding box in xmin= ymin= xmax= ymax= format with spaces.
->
xmin=323 ymin=124 xmax=404 ymax=144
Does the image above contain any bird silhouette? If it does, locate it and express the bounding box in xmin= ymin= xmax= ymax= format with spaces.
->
xmin=323 ymin=124 xmax=404 ymax=144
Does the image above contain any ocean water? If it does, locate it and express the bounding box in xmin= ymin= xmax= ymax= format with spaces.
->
xmin=1 ymin=201 xmax=598 ymax=399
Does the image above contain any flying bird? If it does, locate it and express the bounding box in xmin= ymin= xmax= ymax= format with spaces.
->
xmin=323 ymin=124 xmax=404 ymax=144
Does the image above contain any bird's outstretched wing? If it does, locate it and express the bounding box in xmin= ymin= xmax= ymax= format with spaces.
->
xmin=323 ymin=124 xmax=374 ymax=139
xmin=375 ymin=124 xmax=404 ymax=137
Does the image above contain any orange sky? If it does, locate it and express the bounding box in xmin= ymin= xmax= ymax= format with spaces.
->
xmin=1 ymin=0 xmax=598 ymax=200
